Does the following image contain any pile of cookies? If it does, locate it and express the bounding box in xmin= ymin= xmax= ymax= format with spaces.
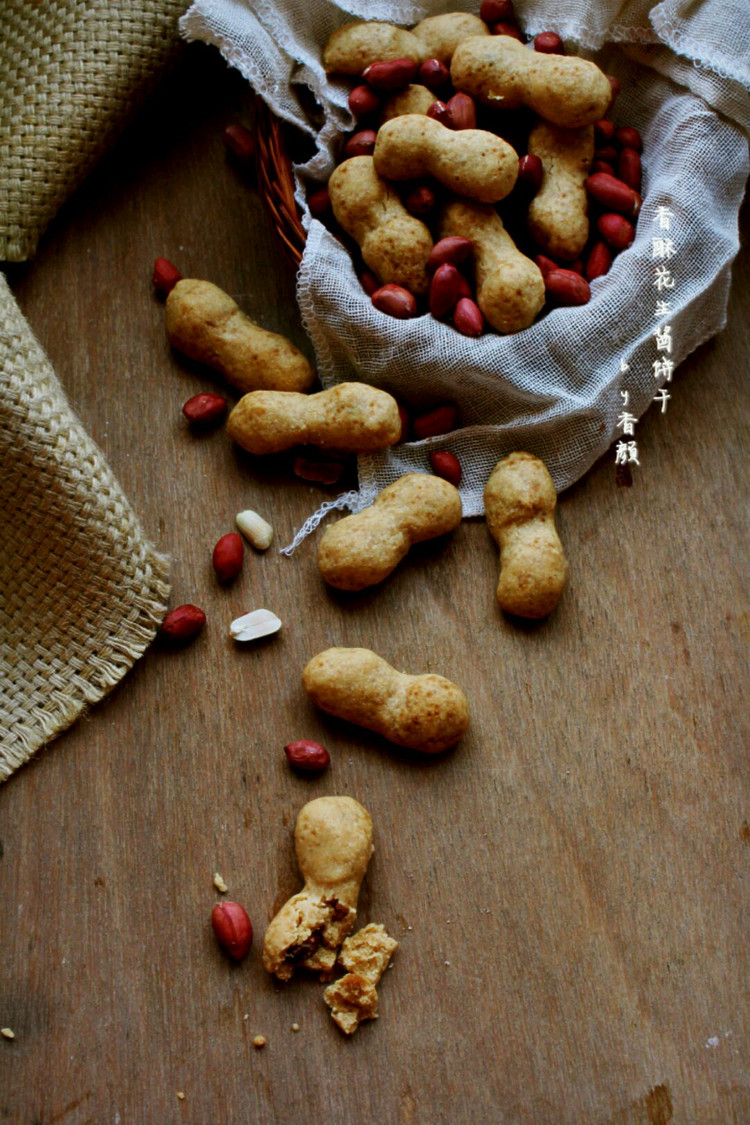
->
xmin=310 ymin=3 xmax=643 ymax=335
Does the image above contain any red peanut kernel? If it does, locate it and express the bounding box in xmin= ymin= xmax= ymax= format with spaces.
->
xmin=307 ymin=187 xmax=331 ymax=218
xmin=597 ymin=212 xmax=636 ymax=250
xmin=348 ymin=85 xmax=380 ymax=118
xmin=362 ymin=58 xmax=417 ymax=92
xmin=344 ymin=129 xmax=377 ymax=158
xmin=585 ymin=241 xmax=613 ymax=281
xmin=182 ymin=393 xmax=228 ymax=428
xmin=455 ymin=274 xmax=473 ymax=300
xmin=284 ymin=739 xmax=331 ymax=774
xmin=293 ymin=456 xmax=344 ymax=485
xmin=594 ymin=145 xmax=618 ymax=165
xmin=153 ymin=257 xmax=181 ymax=297
xmin=453 ymin=297 xmax=484 ymax=337
xmin=211 ymin=901 xmax=253 ymax=961
xmin=159 ymin=604 xmax=206 ymax=643
xmin=535 ymin=254 xmax=559 ymax=278
xmin=585 ymin=172 xmax=641 ymax=217
xmin=429 ymin=450 xmax=462 ymax=487
xmin=223 ymin=123 xmax=255 ymax=162
xmin=491 ymin=22 xmax=523 ymax=39
xmin=212 ymin=533 xmax=244 ymax=583
xmin=517 ymin=153 xmax=543 ymax=193
xmin=427 ymin=100 xmax=451 ymax=127
xmin=544 ymin=269 xmax=591 ymax=306
xmin=405 ymin=184 xmax=437 ymax=217
xmin=418 ymin=58 xmax=450 ymax=92
xmin=480 ymin=0 xmax=516 ymax=23
xmin=371 ymin=283 xmax=418 ymax=319
xmin=445 ymin=92 xmax=476 ymax=130
xmin=534 ymin=32 xmax=564 ymax=54
xmin=427 ymin=236 xmax=473 ymax=271
xmin=413 ymin=404 xmax=459 ymax=440
xmin=618 ymin=148 xmax=642 ymax=192
xmin=594 ymin=119 xmax=616 ymax=144
xmin=359 ymin=269 xmax=380 ymax=296
xmin=429 ymin=263 xmax=461 ymax=319
xmin=615 ymin=125 xmax=642 ymax=152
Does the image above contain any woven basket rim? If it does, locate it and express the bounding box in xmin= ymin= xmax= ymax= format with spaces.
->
xmin=253 ymin=97 xmax=307 ymax=270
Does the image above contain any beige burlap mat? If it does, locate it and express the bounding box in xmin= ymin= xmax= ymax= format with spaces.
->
xmin=0 ymin=0 xmax=187 ymax=262
xmin=0 ymin=277 xmax=171 ymax=781
xmin=0 ymin=2 xmax=187 ymax=777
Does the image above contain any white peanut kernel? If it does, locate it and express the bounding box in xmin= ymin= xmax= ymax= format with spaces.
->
xmin=236 ymin=509 xmax=274 ymax=550
xmin=229 ymin=609 xmax=282 ymax=643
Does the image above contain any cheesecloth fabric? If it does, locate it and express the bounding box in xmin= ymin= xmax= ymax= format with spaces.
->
xmin=180 ymin=0 xmax=749 ymax=530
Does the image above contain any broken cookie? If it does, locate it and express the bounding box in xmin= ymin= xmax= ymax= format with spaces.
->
xmin=324 ymin=923 xmax=398 ymax=1034
xmin=262 ymin=797 xmax=374 ymax=981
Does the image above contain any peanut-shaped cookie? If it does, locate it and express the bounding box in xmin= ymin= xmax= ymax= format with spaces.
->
xmin=439 ymin=199 xmax=544 ymax=334
xmin=527 ymin=122 xmax=594 ymax=262
xmin=227 ymin=383 xmax=401 ymax=455
xmin=451 ymin=36 xmax=611 ymax=129
xmin=317 ymin=473 xmax=462 ymax=590
xmin=302 ymin=647 xmax=470 ymax=754
xmin=484 ymin=451 xmax=568 ymax=618
xmin=165 ymin=279 xmax=315 ymax=394
xmin=329 ymin=156 xmax=433 ymax=295
xmin=374 ymin=115 xmax=518 ymax=205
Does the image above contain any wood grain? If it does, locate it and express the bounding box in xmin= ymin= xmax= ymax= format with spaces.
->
xmin=1 ymin=43 xmax=748 ymax=1125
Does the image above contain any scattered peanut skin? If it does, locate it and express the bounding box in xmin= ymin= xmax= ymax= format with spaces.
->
xmin=439 ymin=199 xmax=544 ymax=334
xmin=329 ymin=156 xmax=433 ymax=296
xmin=302 ymin=647 xmax=470 ymax=754
xmin=165 ymin=279 xmax=315 ymax=395
xmin=374 ymin=114 xmax=518 ymax=205
xmin=227 ymin=383 xmax=402 ymax=456
xmin=527 ymin=122 xmax=594 ymax=262
xmin=451 ymin=35 xmax=611 ymax=128
xmin=484 ymin=452 xmax=568 ymax=618
xmin=317 ymin=473 xmax=462 ymax=590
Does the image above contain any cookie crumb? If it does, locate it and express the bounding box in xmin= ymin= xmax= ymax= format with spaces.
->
xmin=1 ymin=1028 xmax=15 ymax=1040
xmin=291 ymin=1023 xmax=300 ymax=1032
xmin=243 ymin=1013 xmax=249 ymax=1021
xmin=176 ymin=1091 xmax=186 ymax=1101
xmin=213 ymin=873 xmax=228 ymax=893
xmin=253 ymin=1035 xmax=267 ymax=1048
xmin=324 ymin=923 xmax=398 ymax=1035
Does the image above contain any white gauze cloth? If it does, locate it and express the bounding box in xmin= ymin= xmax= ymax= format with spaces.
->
xmin=180 ymin=0 xmax=749 ymax=529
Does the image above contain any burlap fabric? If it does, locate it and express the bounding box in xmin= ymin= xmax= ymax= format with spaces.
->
xmin=0 ymin=0 xmax=188 ymax=262
xmin=0 ymin=276 xmax=171 ymax=780
xmin=0 ymin=1 xmax=187 ymax=779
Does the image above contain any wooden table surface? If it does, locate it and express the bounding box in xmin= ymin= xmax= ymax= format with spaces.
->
xmin=1 ymin=44 xmax=748 ymax=1125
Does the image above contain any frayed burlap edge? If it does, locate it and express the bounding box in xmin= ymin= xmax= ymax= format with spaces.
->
xmin=0 ymin=274 xmax=171 ymax=781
